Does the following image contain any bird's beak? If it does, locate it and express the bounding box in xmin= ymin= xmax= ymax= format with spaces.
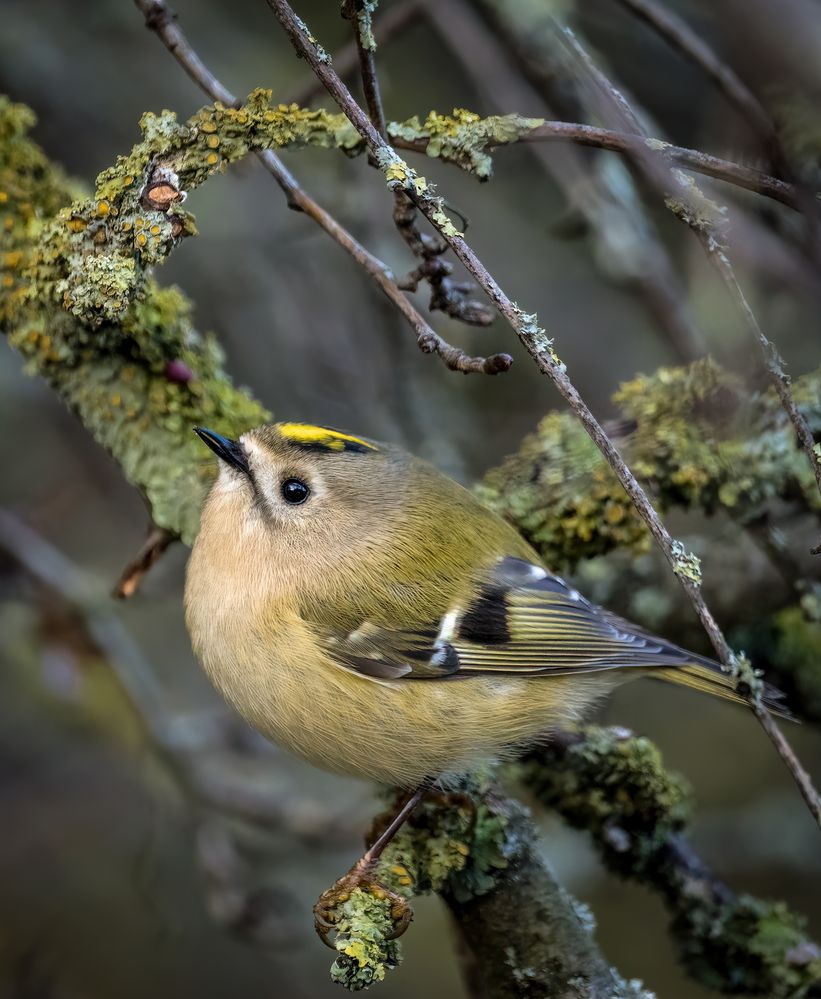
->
xmin=194 ymin=427 xmax=250 ymax=475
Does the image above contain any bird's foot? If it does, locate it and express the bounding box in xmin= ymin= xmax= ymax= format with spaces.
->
xmin=313 ymin=855 xmax=412 ymax=949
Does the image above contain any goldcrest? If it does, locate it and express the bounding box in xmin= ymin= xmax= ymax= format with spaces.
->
xmin=185 ymin=422 xmax=784 ymax=788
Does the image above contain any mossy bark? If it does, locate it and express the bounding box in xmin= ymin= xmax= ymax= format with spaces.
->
xmin=518 ymin=728 xmax=821 ymax=997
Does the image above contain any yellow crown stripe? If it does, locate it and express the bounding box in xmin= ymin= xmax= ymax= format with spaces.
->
xmin=277 ymin=422 xmax=378 ymax=452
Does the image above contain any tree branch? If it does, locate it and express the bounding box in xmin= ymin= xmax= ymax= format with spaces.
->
xmin=612 ymin=0 xmax=779 ymax=147
xmin=135 ymin=0 xmax=511 ymax=379
xmin=518 ymin=727 xmax=821 ymax=997
xmin=262 ymin=0 xmax=821 ymax=829
xmin=424 ymin=0 xmax=708 ymax=363
xmin=321 ymin=778 xmax=649 ymax=997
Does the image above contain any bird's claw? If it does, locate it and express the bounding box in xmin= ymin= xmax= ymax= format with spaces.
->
xmin=313 ymin=857 xmax=412 ymax=949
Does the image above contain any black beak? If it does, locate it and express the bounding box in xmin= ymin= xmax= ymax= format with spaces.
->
xmin=194 ymin=427 xmax=250 ymax=475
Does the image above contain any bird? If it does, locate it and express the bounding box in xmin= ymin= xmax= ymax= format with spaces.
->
xmin=185 ymin=420 xmax=786 ymax=942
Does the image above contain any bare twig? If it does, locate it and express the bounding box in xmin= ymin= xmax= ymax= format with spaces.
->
xmin=552 ymin=24 xmax=821 ymax=555
xmin=703 ymin=236 xmax=821 ymax=533
xmin=113 ymin=523 xmax=176 ymax=599
xmin=342 ymin=0 xmax=388 ymax=139
xmin=340 ymin=0 xmax=498 ymax=331
xmin=612 ymin=0 xmax=778 ymax=146
xmin=135 ymin=0 xmax=511 ymax=377
xmin=425 ymin=0 xmax=707 ymax=361
xmin=283 ymin=0 xmax=426 ymax=108
xmin=263 ymin=0 xmax=821 ymax=829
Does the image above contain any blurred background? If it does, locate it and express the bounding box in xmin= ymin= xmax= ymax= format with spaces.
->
xmin=1 ymin=0 xmax=820 ymax=996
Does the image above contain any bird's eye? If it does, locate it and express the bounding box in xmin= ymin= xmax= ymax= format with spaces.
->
xmin=281 ymin=477 xmax=310 ymax=505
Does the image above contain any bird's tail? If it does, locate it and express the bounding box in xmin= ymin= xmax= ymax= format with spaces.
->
xmin=657 ymin=658 xmax=795 ymax=720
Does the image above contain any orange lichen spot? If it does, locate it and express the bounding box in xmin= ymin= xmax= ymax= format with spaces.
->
xmin=123 ymin=175 xmax=134 ymax=186
xmin=135 ymin=232 xmax=147 ymax=247
xmin=96 ymin=200 xmax=111 ymax=217
xmin=206 ymin=134 xmax=220 ymax=149
xmin=2 ymin=275 xmax=13 ymax=288
xmin=143 ymin=183 xmax=180 ymax=210
xmin=0 ymin=192 xmax=8 ymax=203
xmin=121 ymin=220 xmax=132 ymax=232
xmin=149 ymin=224 xmax=161 ymax=235
xmin=2 ymin=251 xmax=21 ymax=269
xmin=200 ymin=119 xmax=217 ymax=133
xmin=66 ymin=217 xmax=87 ymax=233
xmin=206 ymin=152 xmax=219 ymax=166
xmin=135 ymin=216 xmax=145 ymax=229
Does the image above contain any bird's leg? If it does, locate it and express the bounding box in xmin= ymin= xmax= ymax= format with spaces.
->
xmin=313 ymin=777 xmax=433 ymax=947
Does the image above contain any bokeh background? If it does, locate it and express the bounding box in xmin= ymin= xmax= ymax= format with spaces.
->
xmin=2 ymin=0 xmax=820 ymax=996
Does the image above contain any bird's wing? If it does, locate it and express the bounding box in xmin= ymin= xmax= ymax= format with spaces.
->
xmin=320 ymin=555 xmax=703 ymax=682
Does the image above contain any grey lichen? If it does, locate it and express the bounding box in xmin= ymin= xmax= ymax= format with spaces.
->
xmin=40 ymin=90 xmax=360 ymax=327
xmin=514 ymin=306 xmax=566 ymax=371
xmin=670 ymin=540 xmax=702 ymax=586
xmin=664 ymin=169 xmax=727 ymax=234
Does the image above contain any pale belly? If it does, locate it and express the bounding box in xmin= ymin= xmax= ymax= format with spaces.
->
xmin=198 ymin=630 xmax=613 ymax=787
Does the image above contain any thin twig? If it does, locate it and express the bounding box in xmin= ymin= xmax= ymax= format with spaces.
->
xmin=340 ymin=0 xmax=497 ymax=330
xmin=554 ymin=24 xmax=821 ymax=552
xmin=425 ymin=0 xmax=707 ymax=361
xmin=342 ymin=0 xmax=388 ymax=139
xmin=612 ymin=0 xmax=778 ymax=146
xmin=135 ymin=0 xmax=510 ymax=377
xmin=703 ymin=236 xmax=821 ymax=526
xmin=263 ymin=0 xmax=821 ymax=830
xmin=393 ymin=121 xmax=800 ymax=210
xmin=113 ymin=523 xmax=176 ymax=599
xmin=283 ymin=0 xmax=426 ymax=108
xmin=544 ymin=24 xmax=821 ymax=819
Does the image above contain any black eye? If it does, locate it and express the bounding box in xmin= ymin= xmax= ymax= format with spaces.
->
xmin=281 ymin=478 xmax=310 ymax=505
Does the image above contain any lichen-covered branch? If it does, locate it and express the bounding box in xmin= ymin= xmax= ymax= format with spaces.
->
xmin=135 ymin=0 xmax=513 ymax=383
xmin=476 ymin=359 xmax=821 ymax=571
xmin=322 ymin=778 xmax=649 ymax=997
xmin=0 ymin=98 xmax=268 ymax=544
xmin=517 ymin=728 xmax=821 ymax=998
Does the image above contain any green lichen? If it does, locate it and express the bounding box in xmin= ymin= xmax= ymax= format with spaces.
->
xmin=477 ymin=358 xmax=821 ymax=571
xmin=518 ymin=728 xmax=692 ymax=874
xmin=326 ymin=778 xmax=516 ymax=990
xmin=520 ymin=728 xmax=821 ymax=996
xmin=1 ymin=97 xmax=269 ymax=543
xmin=352 ymin=0 xmax=379 ymax=51
xmin=32 ymin=90 xmax=359 ymax=327
xmin=676 ymin=895 xmax=821 ymax=998
xmin=387 ymin=109 xmax=543 ymax=180
xmin=733 ymin=606 xmax=821 ymax=722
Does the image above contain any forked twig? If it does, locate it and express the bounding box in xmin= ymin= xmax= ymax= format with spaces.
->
xmin=136 ymin=0 xmax=511 ymax=378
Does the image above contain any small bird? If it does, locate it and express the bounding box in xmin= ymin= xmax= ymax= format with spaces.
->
xmin=185 ymin=421 xmax=785 ymax=939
